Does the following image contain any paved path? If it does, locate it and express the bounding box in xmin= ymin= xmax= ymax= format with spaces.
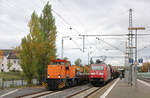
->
xmin=0 ymin=87 xmax=47 ymax=98
xmin=106 ymin=79 xmax=150 ymax=98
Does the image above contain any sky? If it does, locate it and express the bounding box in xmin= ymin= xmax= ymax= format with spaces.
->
xmin=0 ymin=0 xmax=150 ymax=65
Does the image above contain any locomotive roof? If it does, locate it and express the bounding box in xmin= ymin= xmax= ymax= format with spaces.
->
xmin=91 ymin=64 xmax=109 ymax=67
xmin=51 ymin=59 xmax=69 ymax=63
xmin=91 ymin=63 xmax=106 ymax=65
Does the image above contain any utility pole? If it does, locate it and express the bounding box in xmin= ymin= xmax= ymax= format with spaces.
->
xmin=78 ymin=34 xmax=86 ymax=52
xmin=127 ymin=8 xmax=145 ymax=85
xmin=88 ymin=52 xmax=90 ymax=65
xmin=125 ymin=41 xmax=129 ymax=82
xmin=61 ymin=36 xmax=72 ymax=59
xmin=61 ymin=37 xmax=64 ymax=59
xmin=83 ymin=35 xmax=85 ymax=52
xmin=128 ymin=27 xmax=145 ymax=85
xmin=127 ymin=8 xmax=134 ymax=85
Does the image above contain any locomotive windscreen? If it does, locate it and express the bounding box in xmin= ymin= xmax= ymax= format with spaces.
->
xmin=91 ymin=65 xmax=104 ymax=70
xmin=50 ymin=61 xmax=65 ymax=65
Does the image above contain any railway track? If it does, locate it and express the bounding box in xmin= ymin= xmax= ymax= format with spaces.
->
xmin=67 ymin=79 xmax=118 ymax=98
xmin=16 ymin=79 xmax=117 ymax=98
xmin=138 ymin=77 xmax=150 ymax=83
xmin=16 ymin=90 xmax=55 ymax=98
xmin=83 ymin=87 xmax=102 ymax=98
xmin=66 ymin=86 xmax=102 ymax=98
xmin=16 ymin=84 xmax=91 ymax=98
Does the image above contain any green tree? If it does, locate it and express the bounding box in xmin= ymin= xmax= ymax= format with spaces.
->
xmin=39 ymin=2 xmax=57 ymax=82
xmin=20 ymin=2 xmax=57 ymax=85
xmin=20 ymin=35 xmax=36 ymax=85
xmin=90 ymin=58 xmax=94 ymax=64
xmin=141 ymin=62 xmax=150 ymax=72
xmin=39 ymin=1 xmax=57 ymax=60
xmin=29 ymin=11 xmax=46 ymax=84
xmin=64 ymin=57 xmax=69 ymax=60
xmin=108 ymin=64 xmax=112 ymax=68
xmin=7 ymin=60 xmax=13 ymax=70
xmin=74 ymin=58 xmax=82 ymax=66
xmin=20 ymin=11 xmax=44 ymax=85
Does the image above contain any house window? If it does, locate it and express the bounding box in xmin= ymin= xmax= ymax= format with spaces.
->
xmin=14 ymin=60 xmax=16 ymax=64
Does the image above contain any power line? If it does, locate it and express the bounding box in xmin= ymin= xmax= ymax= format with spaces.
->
xmin=40 ymin=0 xmax=82 ymax=34
xmin=96 ymin=37 xmax=125 ymax=53
xmin=138 ymin=44 xmax=150 ymax=52
xmin=71 ymin=39 xmax=83 ymax=51
xmin=51 ymin=10 xmax=82 ymax=34
xmin=79 ymin=34 xmax=150 ymax=37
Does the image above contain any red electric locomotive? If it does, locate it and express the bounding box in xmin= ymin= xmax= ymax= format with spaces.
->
xmin=89 ymin=63 xmax=111 ymax=86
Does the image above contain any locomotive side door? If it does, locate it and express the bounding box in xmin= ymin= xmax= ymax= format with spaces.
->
xmin=65 ymin=62 xmax=70 ymax=78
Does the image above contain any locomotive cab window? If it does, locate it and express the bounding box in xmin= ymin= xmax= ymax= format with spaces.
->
xmin=51 ymin=62 xmax=65 ymax=65
xmin=91 ymin=66 xmax=104 ymax=70
xmin=65 ymin=63 xmax=69 ymax=70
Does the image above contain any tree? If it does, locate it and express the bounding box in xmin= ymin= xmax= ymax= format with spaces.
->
xmin=29 ymin=11 xmax=46 ymax=84
xmin=20 ymin=2 xmax=57 ymax=85
xmin=90 ymin=58 xmax=94 ymax=64
xmin=74 ymin=58 xmax=82 ymax=66
xmin=39 ymin=1 xmax=57 ymax=82
xmin=39 ymin=1 xmax=57 ymax=60
xmin=64 ymin=57 xmax=69 ymax=60
xmin=20 ymin=35 xmax=37 ymax=85
xmin=20 ymin=11 xmax=44 ymax=85
xmin=141 ymin=62 xmax=150 ymax=72
xmin=96 ymin=59 xmax=103 ymax=64
xmin=7 ymin=60 xmax=13 ymax=70
xmin=108 ymin=64 xmax=112 ymax=68
xmin=0 ymin=50 xmax=3 ymax=67
xmin=84 ymin=65 xmax=90 ymax=73
xmin=0 ymin=50 xmax=2 ymax=56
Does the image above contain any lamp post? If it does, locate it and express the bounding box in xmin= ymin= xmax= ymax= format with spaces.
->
xmin=61 ymin=36 xmax=72 ymax=59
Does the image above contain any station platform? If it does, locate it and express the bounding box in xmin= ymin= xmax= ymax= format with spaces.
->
xmin=105 ymin=78 xmax=150 ymax=98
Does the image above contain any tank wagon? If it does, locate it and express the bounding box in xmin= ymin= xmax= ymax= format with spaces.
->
xmin=46 ymin=59 xmax=89 ymax=90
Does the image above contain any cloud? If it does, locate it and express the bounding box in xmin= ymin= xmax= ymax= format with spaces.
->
xmin=0 ymin=0 xmax=150 ymax=65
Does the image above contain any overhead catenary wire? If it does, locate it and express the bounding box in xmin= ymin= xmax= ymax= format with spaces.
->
xmin=71 ymin=39 xmax=83 ymax=51
xmin=56 ymin=0 xmax=87 ymax=34
xmin=96 ymin=37 xmax=125 ymax=54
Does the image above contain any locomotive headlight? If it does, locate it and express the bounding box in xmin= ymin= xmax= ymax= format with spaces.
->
xmin=58 ymin=75 xmax=61 ymax=78
xmin=47 ymin=74 xmax=50 ymax=78
xmin=99 ymin=73 xmax=104 ymax=75
xmin=91 ymin=73 xmax=95 ymax=75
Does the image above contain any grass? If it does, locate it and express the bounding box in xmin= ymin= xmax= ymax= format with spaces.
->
xmin=0 ymin=72 xmax=23 ymax=80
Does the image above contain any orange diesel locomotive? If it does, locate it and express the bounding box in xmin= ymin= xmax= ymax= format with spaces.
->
xmin=46 ymin=59 xmax=89 ymax=90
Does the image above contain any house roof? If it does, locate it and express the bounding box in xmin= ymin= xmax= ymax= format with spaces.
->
xmin=1 ymin=49 xmax=13 ymax=56
xmin=0 ymin=49 xmax=18 ymax=59
xmin=7 ymin=53 xmax=18 ymax=59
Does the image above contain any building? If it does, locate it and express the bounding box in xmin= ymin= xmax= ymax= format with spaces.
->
xmin=0 ymin=49 xmax=22 ymax=72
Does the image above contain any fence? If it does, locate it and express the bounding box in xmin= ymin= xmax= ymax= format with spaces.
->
xmin=0 ymin=78 xmax=39 ymax=89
